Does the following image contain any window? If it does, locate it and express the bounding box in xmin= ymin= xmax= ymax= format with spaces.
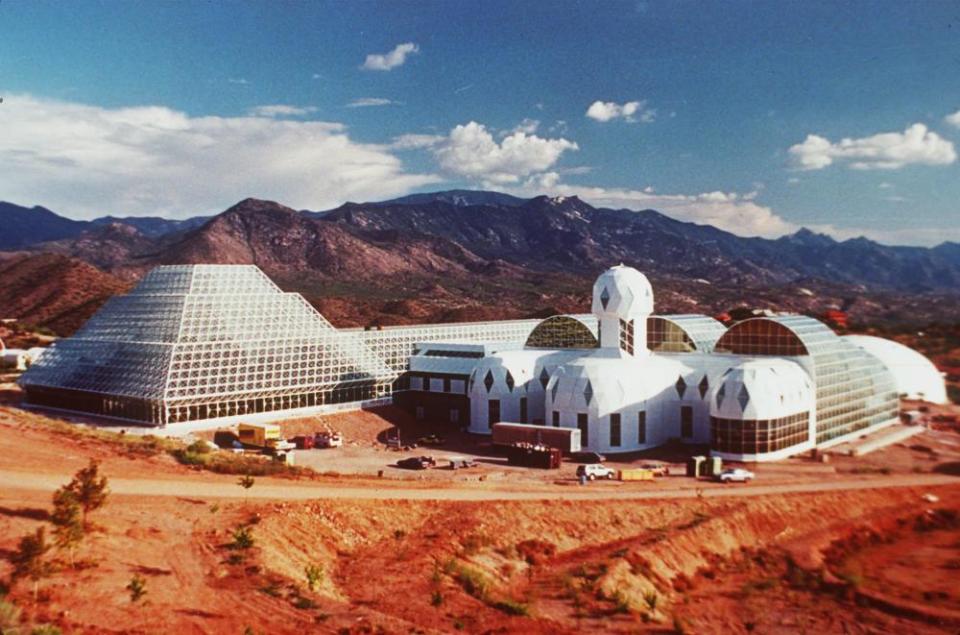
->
xmin=638 ymin=411 xmax=646 ymax=444
xmin=520 ymin=397 xmax=528 ymax=424
xmin=711 ymin=412 xmax=810 ymax=455
xmin=488 ymin=400 xmax=500 ymax=427
xmin=552 ymin=410 xmax=560 ymax=427
xmin=578 ymin=413 xmax=589 ymax=447
xmin=681 ymin=406 xmax=693 ymax=438
xmin=415 ymin=405 xmax=425 ymax=421
xmin=619 ymin=319 xmax=634 ymax=355
xmin=610 ymin=413 xmax=621 ymax=447
xmin=449 ymin=408 xmax=460 ymax=424
xmin=443 ymin=377 xmax=451 ymax=393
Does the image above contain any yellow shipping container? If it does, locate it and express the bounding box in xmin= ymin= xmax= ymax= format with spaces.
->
xmin=238 ymin=423 xmax=282 ymax=448
xmin=618 ymin=468 xmax=654 ymax=481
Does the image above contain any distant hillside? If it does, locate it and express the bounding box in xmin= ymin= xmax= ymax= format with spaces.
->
xmin=1 ymin=190 xmax=959 ymax=334
xmin=0 ymin=202 xmax=89 ymax=250
xmin=0 ymin=253 xmax=129 ymax=335
xmin=0 ymin=200 xmax=208 ymax=250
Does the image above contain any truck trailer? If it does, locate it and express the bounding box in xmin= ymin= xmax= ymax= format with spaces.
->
xmin=491 ymin=422 xmax=582 ymax=454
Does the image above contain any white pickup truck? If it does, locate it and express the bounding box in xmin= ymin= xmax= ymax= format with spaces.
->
xmin=716 ymin=468 xmax=755 ymax=483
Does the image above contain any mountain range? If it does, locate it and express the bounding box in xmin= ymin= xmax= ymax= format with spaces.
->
xmin=1 ymin=191 xmax=958 ymax=334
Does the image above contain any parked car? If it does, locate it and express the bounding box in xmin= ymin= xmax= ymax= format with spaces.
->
xmin=447 ymin=457 xmax=478 ymax=470
xmin=639 ymin=462 xmax=670 ymax=477
xmin=715 ymin=468 xmax=754 ymax=483
xmin=397 ymin=456 xmax=436 ymax=470
xmin=571 ymin=451 xmax=607 ymax=464
xmin=315 ymin=431 xmax=343 ymax=448
xmin=577 ymin=463 xmax=616 ymax=480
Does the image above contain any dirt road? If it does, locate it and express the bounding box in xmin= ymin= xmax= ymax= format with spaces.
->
xmin=1 ymin=467 xmax=955 ymax=502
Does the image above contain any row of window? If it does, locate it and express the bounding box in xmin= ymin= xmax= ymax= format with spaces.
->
xmin=710 ymin=412 xmax=810 ymax=454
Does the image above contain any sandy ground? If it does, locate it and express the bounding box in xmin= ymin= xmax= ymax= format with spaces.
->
xmin=2 ymin=396 xmax=960 ymax=633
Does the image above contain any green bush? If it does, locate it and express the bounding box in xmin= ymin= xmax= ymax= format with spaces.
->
xmin=231 ymin=525 xmax=255 ymax=550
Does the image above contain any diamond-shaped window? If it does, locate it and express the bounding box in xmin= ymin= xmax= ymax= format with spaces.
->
xmin=600 ymin=286 xmax=611 ymax=310
xmin=738 ymin=385 xmax=750 ymax=410
xmin=505 ymin=370 xmax=515 ymax=392
xmin=698 ymin=375 xmax=709 ymax=399
xmin=539 ymin=367 xmax=550 ymax=389
xmin=716 ymin=383 xmax=726 ymax=408
xmin=675 ymin=376 xmax=687 ymax=399
xmin=584 ymin=380 xmax=593 ymax=405
xmin=483 ymin=370 xmax=494 ymax=393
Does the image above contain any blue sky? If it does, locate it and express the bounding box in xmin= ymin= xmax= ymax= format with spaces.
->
xmin=1 ymin=0 xmax=959 ymax=245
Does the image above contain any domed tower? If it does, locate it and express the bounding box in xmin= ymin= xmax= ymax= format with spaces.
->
xmin=591 ymin=265 xmax=654 ymax=356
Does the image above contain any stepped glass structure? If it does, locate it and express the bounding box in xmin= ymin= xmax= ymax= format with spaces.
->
xmin=19 ymin=266 xmax=398 ymax=425
xmin=21 ymin=263 xmax=944 ymax=461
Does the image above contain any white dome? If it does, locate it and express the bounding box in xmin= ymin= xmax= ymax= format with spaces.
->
xmin=710 ymin=359 xmax=814 ymax=421
xmin=843 ymin=335 xmax=947 ymax=404
xmin=547 ymin=351 xmax=687 ymax=415
xmin=591 ymin=265 xmax=654 ymax=319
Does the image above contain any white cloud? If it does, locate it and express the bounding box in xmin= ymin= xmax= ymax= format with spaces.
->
xmin=805 ymin=223 xmax=960 ymax=247
xmin=432 ymin=121 xmax=578 ymax=185
xmin=945 ymin=109 xmax=960 ymax=128
xmin=787 ymin=177 xmax=801 ymax=185
xmin=248 ymin=104 xmax=317 ymax=118
xmin=227 ymin=78 xmax=250 ymax=85
xmin=788 ymin=123 xmax=956 ymax=170
xmin=390 ymin=133 xmax=446 ymax=150
xmin=0 ymin=93 xmax=441 ymax=218
xmin=346 ymin=98 xmax=395 ymax=108
xmin=878 ymin=181 xmax=892 ymax=189
xmin=505 ymin=177 xmax=796 ymax=238
xmin=361 ymin=42 xmax=419 ymax=71
xmin=585 ymin=100 xmax=655 ymax=123
xmin=509 ymin=118 xmax=540 ymax=135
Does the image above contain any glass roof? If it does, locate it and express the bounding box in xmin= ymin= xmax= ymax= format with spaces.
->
xmin=647 ymin=314 xmax=727 ymax=353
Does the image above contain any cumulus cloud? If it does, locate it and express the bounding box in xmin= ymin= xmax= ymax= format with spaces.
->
xmin=585 ymin=100 xmax=655 ymax=123
xmin=346 ymin=98 xmax=394 ymax=108
xmin=788 ymin=123 xmax=956 ymax=170
xmin=432 ymin=121 xmax=578 ymax=185
xmin=0 ymin=93 xmax=441 ymax=218
xmin=945 ymin=109 xmax=960 ymax=128
xmin=361 ymin=42 xmax=419 ymax=71
xmin=248 ymin=104 xmax=317 ymax=118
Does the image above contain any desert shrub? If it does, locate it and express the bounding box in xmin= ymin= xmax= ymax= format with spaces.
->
xmin=31 ymin=625 xmax=62 ymax=635
xmin=393 ymin=529 xmax=406 ymax=541
xmin=231 ymin=525 xmax=255 ymax=550
xmin=305 ymin=565 xmax=324 ymax=591
xmin=460 ymin=533 xmax=493 ymax=556
xmin=431 ymin=590 xmax=443 ymax=607
xmin=515 ymin=539 xmax=556 ymax=565
xmin=64 ymin=460 xmax=109 ymax=527
xmin=451 ymin=563 xmax=490 ymax=599
xmin=126 ymin=574 xmax=147 ymax=603
xmin=186 ymin=439 xmax=212 ymax=455
xmin=491 ymin=598 xmax=529 ymax=616
xmin=613 ymin=591 xmax=631 ymax=614
xmin=643 ymin=590 xmax=658 ymax=610
xmin=12 ymin=527 xmax=53 ymax=599
xmin=293 ymin=596 xmax=318 ymax=610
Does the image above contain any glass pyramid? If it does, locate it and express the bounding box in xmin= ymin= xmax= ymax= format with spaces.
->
xmin=19 ymin=265 xmax=396 ymax=425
